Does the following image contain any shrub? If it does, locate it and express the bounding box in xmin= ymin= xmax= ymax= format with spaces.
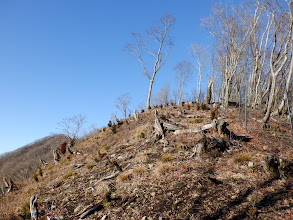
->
xmin=200 ymin=103 xmax=207 ymax=110
xmin=136 ymin=131 xmax=145 ymax=139
xmin=111 ymin=124 xmax=117 ymax=134
xmin=210 ymin=110 xmax=217 ymax=120
xmin=141 ymin=109 xmax=145 ymax=113
xmin=59 ymin=142 xmax=67 ymax=154
xmin=108 ymin=120 xmax=112 ymax=127
xmin=181 ymin=101 xmax=185 ymax=107
xmin=186 ymin=102 xmax=191 ymax=110
xmin=18 ymin=202 xmax=31 ymax=218
xmin=105 ymin=145 xmax=111 ymax=150
xmin=86 ymin=164 xmax=94 ymax=169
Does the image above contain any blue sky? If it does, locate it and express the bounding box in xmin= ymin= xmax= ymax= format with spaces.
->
xmin=0 ymin=0 xmax=241 ymax=155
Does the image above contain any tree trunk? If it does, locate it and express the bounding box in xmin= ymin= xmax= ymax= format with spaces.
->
xmin=262 ymin=75 xmax=277 ymax=123
xmin=146 ymin=80 xmax=154 ymax=110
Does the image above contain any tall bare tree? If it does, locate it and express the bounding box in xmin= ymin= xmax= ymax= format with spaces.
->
xmin=174 ymin=61 xmax=193 ymax=105
xmin=115 ymin=92 xmax=131 ymax=120
xmin=190 ymin=44 xmax=205 ymax=103
xmin=58 ymin=114 xmax=86 ymax=147
xmin=125 ymin=14 xmax=175 ymax=110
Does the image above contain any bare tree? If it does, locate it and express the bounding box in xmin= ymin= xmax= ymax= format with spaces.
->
xmin=58 ymin=114 xmax=86 ymax=147
xmin=115 ymin=93 xmax=131 ymax=120
xmin=174 ymin=61 xmax=193 ymax=105
xmin=190 ymin=44 xmax=205 ymax=103
xmin=125 ymin=14 xmax=175 ymax=110
xmin=153 ymin=84 xmax=170 ymax=107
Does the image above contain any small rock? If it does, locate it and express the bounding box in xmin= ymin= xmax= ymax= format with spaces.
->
xmin=141 ymin=217 xmax=147 ymax=220
xmin=248 ymin=162 xmax=254 ymax=167
xmin=284 ymin=199 xmax=290 ymax=207
xmin=148 ymin=164 xmax=154 ymax=169
xmin=263 ymin=145 xmax=269 ymax=150
xmin=74 ymin=204 xmax=83 ymax=213
xmin=231 ymin=195 xmax=237 ymax=200
xmin=151 ymin=192 xmax=156 ymax=197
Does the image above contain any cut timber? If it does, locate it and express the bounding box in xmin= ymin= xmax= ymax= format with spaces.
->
xmin=79 ymin=204 xmax=104 ymax=219
xmin=174 ymin=119 xmax=216 ymax=135
xmin=154 ymin=110 xmax=164 ymax=139
xmin=30 ymin=195 xmax=38 ymax=220
xmin=162 ymin=119 xmax=182 ymax=131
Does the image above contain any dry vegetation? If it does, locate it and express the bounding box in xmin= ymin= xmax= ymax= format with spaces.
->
xmin=0 ymin=103 xmax=292 ymax=219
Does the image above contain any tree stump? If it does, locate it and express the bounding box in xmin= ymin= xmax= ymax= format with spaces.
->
xmin=134 ymin=110 xmax=139 ymax=121
xmin=154 ymin=110 xmax=164 ymax=139
xmin=30 ymin=195 xmax=38 ymax=220
xmin=264 ymin=155 xmax=293 ymax=179
xmin=53 ymin=149 xmax=60 ymax=164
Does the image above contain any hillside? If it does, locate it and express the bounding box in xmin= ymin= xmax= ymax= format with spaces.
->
xmin=0 ymin=103 xmax=292 ymax=219
xmin=0 ymin=134 xmax=69 ymax=194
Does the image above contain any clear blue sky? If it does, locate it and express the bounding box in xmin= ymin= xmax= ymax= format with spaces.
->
xmin=0 ymin=0 xmax=241 ymax=155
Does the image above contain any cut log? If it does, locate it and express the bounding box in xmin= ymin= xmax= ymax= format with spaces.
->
xmin=174 ymin=128 xmax=201 ymax=135
xmin=30 ymin=195 xmax=38 ymax=220
xmin=79 ymin=204 xmax=104 ymax=219
xmin=154 ymin=110 xmax=164 ymax=139
xmin=162 ymin=120 xmax=182 ymax=131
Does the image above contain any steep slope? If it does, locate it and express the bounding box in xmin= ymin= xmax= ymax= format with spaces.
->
xmin=0 ymin=104 xmax=292 ymax=219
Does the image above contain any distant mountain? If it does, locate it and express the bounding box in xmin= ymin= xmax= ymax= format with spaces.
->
xmin=0 ymin=134 xmax=69 ymax=194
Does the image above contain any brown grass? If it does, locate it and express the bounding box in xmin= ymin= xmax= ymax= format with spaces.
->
xmin=160 ymin=154 xmax=173 ymax=162
xmin=233 ymin=153 xmax=253 ymax=164
xmin=117 ymin=170 xmax=133 ymax=182
xmin=154 ymin=162 xmax=172 ymax=175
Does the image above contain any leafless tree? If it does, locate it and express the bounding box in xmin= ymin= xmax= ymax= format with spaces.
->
xmin=124 ymin=14 xmax=175 ymax=110
xmin=153 ymin=84 xmax=170 ymax=107
xmin=190 ymin=44 xmax=205 ymax=103
xmin=174 ymin=61 xmax=193 ymax=105
xmin=115 ymin=93 xmax=131 ymax=120
xmin=58 ymin=114 xmax=86 ymax=147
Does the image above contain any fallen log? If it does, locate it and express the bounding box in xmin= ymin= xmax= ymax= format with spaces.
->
xmin=79 ymin=204 xmax=103 ymax=219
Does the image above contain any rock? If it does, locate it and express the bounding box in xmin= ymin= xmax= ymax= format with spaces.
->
xmin=263 ymin=145 xmax=269 ymax=150
xmin=231 ymin=195 xmax=237 ymax=200
xmin=248 ymin=161 xmax=254 ymax=167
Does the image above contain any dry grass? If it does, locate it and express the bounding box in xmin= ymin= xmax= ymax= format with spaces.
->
xmin=117 ymin=170 xmax=133 ymax=182
xmin=188 ymin=118 xmax=204 ymax=123
xmin=63 ymin=172 xmax=73 ymax=179
xmin=133 ymin=165 xmax=147 ymax=175
xmin=125 ymin=146 xmax=134 ymax=152
xmin=160 ymin=154 xmax=173 ymax=162
xmin=233 ymin=153 xmax=253 ymax=164
xmin=95 ymin=182 xmax=110 ymax=197
xmin=154 ymin=162 xmax=172 ymax=175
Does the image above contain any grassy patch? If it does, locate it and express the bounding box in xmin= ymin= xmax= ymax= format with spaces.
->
xmin=233 ymin=153 xmax=252 ymax=164
xmin=63 ymin=172 xmax=73 ymax=179
xmin=188 ymin=118 xmax=204 ymax=123
xmin=160 ymin=154 xmax=173 ymax=162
